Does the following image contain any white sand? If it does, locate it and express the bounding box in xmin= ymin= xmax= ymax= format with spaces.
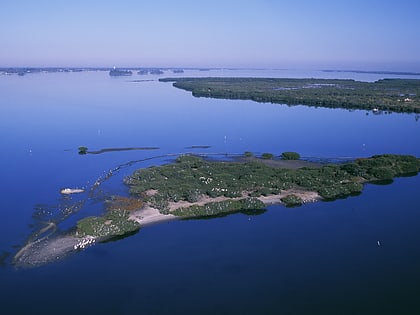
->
xmin=129 ymin=206 xmax=177 ymax=226
xmin=129 ymin=189 xmax=321 ymax=226
xmin=60 ymin=188 xmax=84 ymax=194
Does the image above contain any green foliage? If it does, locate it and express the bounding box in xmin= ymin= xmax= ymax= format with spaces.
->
xmin=354 ymin=154 xmax=420 ymax=180
xmin=281 ymin=194 xmax=303 ymax=207
xmin=125 ymin=154 xmax=420 ymax=212
xmin=317 ymin=182 xmax=363 ymax=200
xmin=78 ymin=146 xmax=88 ymax=155
xmin=244 ymin=151 xmax=254 ymax=157
xmin=76 ymin=210 xmax=140 ymax=239
xmin=281 ymin=152 xmax=301 ymax=160
xmin=159 ymin=77 xmax=420 ymax=113
xmin=261 ymin=153 xmax=274 ymax=160
xmin=172 ymin=198 xmax=265 ymax=217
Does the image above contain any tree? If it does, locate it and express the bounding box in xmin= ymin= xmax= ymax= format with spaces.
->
xmin=261 ymin=153 xmax=274 ymax=160
xmin=78 ymin=146 xmax=88 ymax=155
xmin=281 ymin=151 xmax=300 ymax=160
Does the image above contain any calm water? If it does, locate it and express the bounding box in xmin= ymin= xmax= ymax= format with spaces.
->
xmin=1 ymin=69 xmax=420 ymax=314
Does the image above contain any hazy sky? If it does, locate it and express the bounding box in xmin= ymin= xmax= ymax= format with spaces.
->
xmin=1 ymin=0 xmax=420 ymax=70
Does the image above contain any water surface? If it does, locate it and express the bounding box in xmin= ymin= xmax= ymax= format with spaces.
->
xmin=0 ymin=69 xmax=419 ymax=314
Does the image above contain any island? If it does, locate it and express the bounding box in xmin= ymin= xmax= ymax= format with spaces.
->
xmin=149 ymin=69 xmax=164 ymax=75
xmin=109 ymin=68 xmax=133 ymax=76
xmin=159 ymin=77 xmax=420 ymax=113
xmin=77 ymin=153 xmax=420 ymax=237
xmin=13 ymin=152 xmax=420 ymax=267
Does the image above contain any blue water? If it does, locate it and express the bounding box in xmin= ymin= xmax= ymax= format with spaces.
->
xmin=0 ymin=69 xmax=420 ymax=314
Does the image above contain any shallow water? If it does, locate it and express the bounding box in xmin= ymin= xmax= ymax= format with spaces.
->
xmin=0 ymin=69 xmax=419 ymax=314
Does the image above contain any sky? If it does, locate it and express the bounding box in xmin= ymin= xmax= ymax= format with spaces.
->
xmin=1 ymin=0 xmax=420 ymax=70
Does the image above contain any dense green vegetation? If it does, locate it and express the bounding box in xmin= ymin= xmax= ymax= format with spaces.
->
xmin=261 ymin=152 xmax=274 ymax=159
xmin=280 ymin=194 xmax=304 ymax=207
xmin=125 ymin=154 xmax=420 ymax=217
xmin=72 ymin=153 xmax=420 ymax=235
xmin=281 ymin=152 xmax=301 ymax=160
xmin=172 ymin=198 xmax=265 ymax=217
xmin=76 ymin=210 xmax=140 ymax=239
xmin=159 ymin=77 xmax=420 ymax=113
xmin=78 ymin=146 xmax=88 ymax=155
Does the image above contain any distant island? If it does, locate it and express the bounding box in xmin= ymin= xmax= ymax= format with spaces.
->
xmin=159 ymin=77 xmax=420 ymax=113
xmin=109 ymin=68 xmax=133 ymax=76
xmin=322 ymin=69 xmax=420 ymax=76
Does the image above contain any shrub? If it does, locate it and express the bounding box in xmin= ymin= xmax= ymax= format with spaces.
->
xmin=281 ymin=194 xmax=303 ymax=207
xmin=76 ymin=210 xmax=140 ymax=239
xmin=78 ymin=146 xmax=88 ymax=155
xmin=368 ymin=167 xmax=396 ymax=180
xmin=172 ymin=198 xmax=265 ymax=217
xmin=261 ymin=153 xmax=274 ymax=160
xmin=281 ymin=152 xmax=301 ymax=160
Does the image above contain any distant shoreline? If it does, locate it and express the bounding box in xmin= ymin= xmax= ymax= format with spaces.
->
xmin=322 ymin=69 xmax=420 ymax=76
xmin=2 ymin=67 xmax=420 ymax=77
xmin=160 ymin=77 xmax=420 ymax=113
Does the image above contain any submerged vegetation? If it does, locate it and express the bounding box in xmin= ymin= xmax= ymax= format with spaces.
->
xmin=125 ymin=153 xmax=420 ymax=216
xmin=159 ymin=77 xmax=420 ymax=113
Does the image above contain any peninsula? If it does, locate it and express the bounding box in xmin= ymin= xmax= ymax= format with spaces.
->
xmin=159 ymin=77 xmax=420 ymax=113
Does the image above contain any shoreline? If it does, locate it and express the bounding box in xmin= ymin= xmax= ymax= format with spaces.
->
xmin=129 ymin=189 xmax=321 ymax=226
xmin=14 ymin=189 xmax=319 ymax=268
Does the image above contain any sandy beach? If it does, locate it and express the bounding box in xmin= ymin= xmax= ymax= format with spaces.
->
xmin=130 ymin=189 xmax=321 ymax=226
xmin=14 ymin=189 xmax=320 ymax=268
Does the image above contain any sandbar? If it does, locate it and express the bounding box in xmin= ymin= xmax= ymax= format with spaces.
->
xmin=60 ymin=188 xmax=84 ymax=194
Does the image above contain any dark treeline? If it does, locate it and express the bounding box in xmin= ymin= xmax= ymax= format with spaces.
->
xmin=160 ymin=77 xmax=420 ymax=113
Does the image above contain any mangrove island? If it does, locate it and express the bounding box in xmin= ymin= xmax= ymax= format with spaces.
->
xmin=77 ymin=153 xmax=420 ymax=238
xmin=14 ymin=153 xmax=420 ymax=267
xmin=159 ymin=77 xmax=420 ymax=113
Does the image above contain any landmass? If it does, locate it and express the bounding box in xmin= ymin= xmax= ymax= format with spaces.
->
xmin=322 ymin=69 xmax=420 ymax=76
xmin=76 ymin=153 xmax=420 ymax=238
xmin=159 ymin=77 xmax=420 ymax=113
xmin=60 ymin=188 xmax=84 ymax=194
xmin=109 ymin=68 xmax=133 ymax=76
xmin=78 ymin=146 xmax=160 ymax=155
xmin=13 ymin=152 xmax=420 ymax=268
